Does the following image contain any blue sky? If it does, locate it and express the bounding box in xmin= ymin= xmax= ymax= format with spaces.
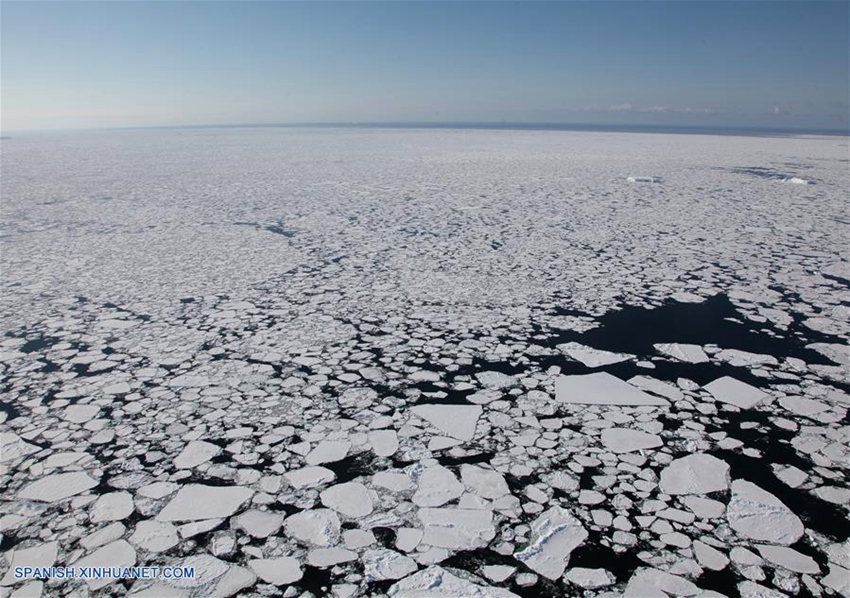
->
xmin=2 ymin=1 xmax=848 ymax=132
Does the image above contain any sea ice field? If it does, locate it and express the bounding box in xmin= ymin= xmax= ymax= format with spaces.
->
xmin=1 ymin=128 xmax=848 ymax=598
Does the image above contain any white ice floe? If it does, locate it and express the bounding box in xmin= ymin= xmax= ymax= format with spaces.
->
xmin=773 ymin=465 xmax=807 ymax=488
xmin=557 ymin=342 xmax=633 ymax=368
xmin=395 ymin=528 xmax=423 ymax=552
xmin=75 ymin=540 xmax=137 ymax=589
xmin=806 ymin=342 xmax=849 ymax=366
xmin=654 ymin=343 xmax=710 ymax=363
xmin=659 ymin=453 xmax=730 ymax=495
xmin=823 ymin=564 xmax=850 ymax=595
xmin=704 ymin=376 xmax=769 ymax=409
xmin=307 ymin=547 xmax=357 ymax=567
xmin=475 ymin=370 xmax=516 ymax=389
xmin=0 ymin=432 xmax=39 ymax=462
xmin=305 ymin=440 xmax=351 ymax=465
xmin=90 ymin=491 xmax=134 ymax=522
xmin=388 ymin=566 xmax=520 ymax=597
xmin=778 ymin=395 xmax=828 ymax=417
xmin=369 ymin=429 xmax=399 ymax=456
xmin=233 ymin=509 xmax=284 ymax=538
xmin=412 ymin=465 xmax=464 ymax=507
xmin=515 ymin=506 xmax=588 ymax=579
xmin=284 ymin=466 xmax=336 ymax=489
xmin=81 ymin=522 xmax=126 ymax=550
xmin=362 ymin=549 xmax=418 ymax=581
xmin=173 ymin=440 xmax=221 ymax=469
xmin=62 ymin=404 xmax=100 ymax=424
xmin=343 ymin=529 xmax=377 ymax=550
xmin=627 ymin=375 xmax=685 ymax=401
xmin=600 ymin=427 xmax=663 ymax=453
xmin=555 ymin=372 xmax=669 ymax=406
xmin=460 ymin=464 xmax=510 ymax=499
xmin=321 ymin=482 xmax=375 ymax=517
xmin=210 ymin=566 xmax=256 ymax=597
xmin=129 ymin=521 xmax=179 ymax=553
xmin=727 ymin=480 xmax=804 ymax=545
xmin=18 ymin=472 xmax=99 ymax=502
xmin=0 ymin=542 xmax=57 ymax=586
xmin=564 ymin=567 xmax=616 ymax=589
xmin=756 ymin=545 xmax=819 ymax=573
xmin=284 ymin=508 xmax=341 ymax=547
xmin=481 ymin=565 xmax=516 ymax=583
xmin=693 ymin=540 xmax=729 ymax=570
xmin=418 ymin=507 xmax=495 ymax=550
xmin=715 ymin=349 xmax=779 ymax=367
xmin=411 ymin=404 xmax=482 ymax=441
xmin=738 ymin=581 xmax=788 ymax=598
xmin=248 ymin=556 xmax=303 ymax=585
xmin=623 ymin=568 xmax=702 ymax=597
xmin=812 ymin=485 xmax=850 ymax=505
xmin=373 ymin=471 xmax=414 ymax=492
xmin=156 ymin=485 xmax=253 ymax=522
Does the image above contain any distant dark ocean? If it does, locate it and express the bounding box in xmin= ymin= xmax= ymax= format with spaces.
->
xmin=148 ymin=122 xmax=850 ymax=138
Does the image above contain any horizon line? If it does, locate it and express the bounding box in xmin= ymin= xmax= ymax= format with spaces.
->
xmin=3 ymin=121 xmax=849 ymax=139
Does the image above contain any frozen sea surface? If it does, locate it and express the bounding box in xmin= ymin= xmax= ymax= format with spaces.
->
xmin=1 ymin=128 xmax=848 ymax=597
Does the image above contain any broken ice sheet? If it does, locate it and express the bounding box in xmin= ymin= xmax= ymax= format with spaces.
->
xmin=3 ymin=129 xmax=847 ymax=598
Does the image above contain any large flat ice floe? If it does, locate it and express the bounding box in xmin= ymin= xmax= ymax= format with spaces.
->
xmin=156 ymin=485 xmax=254 ymax=521
xmin=704 ymin=376 xmax=769 ymax=409
xmin=659 ymin=453 xmax=730 ymax=495
xmin=410 ymin=404 xmax=482 ymax=441
xmin=17 ymin=472 xmax=99 ymax=502
xmin=555 ymin=372 xmax=670 ymax=405
xmin=726 ymin=480 xmax=804 ymax=545
xmin=600 ymin=427 xmax=663 ymax=453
